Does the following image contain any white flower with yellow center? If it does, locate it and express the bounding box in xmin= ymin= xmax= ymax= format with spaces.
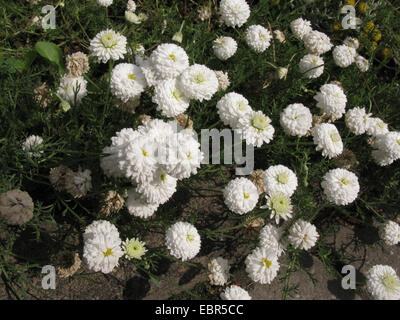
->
xmin=83 ymin=220 xmax=123 ymax=274
xmin=150 ymin=43 xmax=189 ymax=80
xmin=213 ymin=36 xmax=237 ymax=60
xmin=299 ymin=54 xmax=324 ymax=79
xmin=216 ymin=92 xmax=252 ymax=128
xmin=355 ymin=55 xmax=370 ymax=72
xmin=367 ymin=265 xmax=400 ymax=300
xmin=280 ymin=103 xmax=313 ymax=137
xmin=136 ymin=168 xmax=177 ymax=205
xmin=223 ymin=177 xmax=259 ymax=215
xmin=237 ymin=110 xmax=275 ymax=147
xmin=321 ymin=168 xmax=359 ymax=205
xmin=220 ymin=285 xmax=252 ymax=300
xmin=262 ymin=165 xmax=298 ymax=197
xmin=372 ymin=131 xmax=400 ymax=166
xmin=345 ymin=107 xmax=372 ymax=135
xmin=303 ymin=30 xmax=333 ymax=55
xmin=219 ymin=0 xmax=250 ymax=28
xmin=333 ymin=45 xmax=357 ymax=68
xmin=343 ymin=37 xmax=359 ymax=49
xmin=366 ymin=117 xmax=389 ymax=137
xmin=245 ymin=247 xmax=280 ymax=284
xmin=312 ymin=123 xmax=343 ymax=159
xmin=177 ymin=64 xmax=219 ymax=101
xmin=379 ymin=221 xmax=400 ymax=246
xmin=110 ymin=63 xmax=146 ymax=102
xmin=288 ymin=220 xmax=319 ymax=250
xmin=261 ymin=192 xmax=293 ymax=224
xmin=122 ymin=238 xmax=148 ymax=260
xmin=90 ymin=29 xmax=127 ymax=63
xmin=152 ymin=78 xmax=190 ymax=117
xmin=165 ymin=222 xmax=201 ymax=261
xmin=290 ymin=17 xmax=312 ymax=40
xmin=314 ymin=83 xmax=347 ymax=119
xmin=245 ymin=25 xmax=272 ymax=53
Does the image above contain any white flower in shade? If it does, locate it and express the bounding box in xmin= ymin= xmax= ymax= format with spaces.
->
xmin=288 ymin=220 xmax=319 ymax=250
xmin=213 ymin=36 xmax=237 ymax=60
xmin=345 ymin=107 xmax=372 ymax=135
xmin=90 ymin=29 xmax=127 ymax=63
xmin=299 ymin=54 xmax=324 ymax=79
xmin=177 ymin=64 xmax=219 ymax=101
xmin=261 ymin=192 xmax=293 ymax=224
xmin=0 ymin=189 xmax=34 ymax=226
xmin=333 ymin=45 xmax=357 ymax=68
xmin=273 ymin=30 xmax=285 ymax=43
xmin=65 ymin=168 xmax=92 ymax=199
xmin=223 ymin=177 xmax=259 ymax=215
xmin=22 ymin=135 xmax=44 ymax=158
xmin=83 ymin=220 xmax=123 ymax=274
xmin=262 ymin=165 xmax=298 ymax=197
xmin=366 ymin=117 xmax=389 ymax=137
xmin=125 ymin=11 xmax=141 ymax=24
xmin=215 ymin=70 xmax=231 ymax=91
xmin=237 ymin=110 xmax=275 ymax=147
xmin=259 ymin=224 xmax=286 ymax=257
xmin=220 ymin=285 xmax=252 ymax=300
xmin=219 ymin=0 xmax=250 ymax=28
xmin=216 ymin=92 xmax=252 ymax=128
xmin=366 ymin=265 xmax=400 ymax=300
xmin=122 ymin=238 xmax=147 ymax=260
xmin=343 ymin=37 xmax=359 ymax=49
xmin=152 ymin=78 xmax=190 ymax=117
xmin=137 ymin=57 xmax=160 ymax=87
xmin=208 ymin=257 xmax=230 ymax=286
xmin=303 ymin=30 xmax=333 ymax=55
xmin=372 ymin=131 xmax=400 ymax=164
xmin=314 ymin=83 xmax=347 ymax=119
xmin=313 ymin=124 xmax=343 ymax=159
xmin=371 ymin=149 xmax=395 ymax=167
xmin=380 ymin=221 xmax=400 ymax=246
xmin=280 ymin=103 xmax=313 ymax=137
xmin=126 ymin=0 xmax=136 ymax=12
xmin=198 ymin=6 xmax=212 ymax=21
xmin=321 ymin=168 xmax=359 ymax=205
xmin=57 ymin=75 xmax=88 ymax=105
xmin=245 ymin=247 xmax=280 ymax=284
xmin=165 ymin=222 xmax=201 ymax=261
xmin=110 ymin=63 xmax=146 ymax=102
xmin=355 ymin=55 xmax=370 ymax=72
xmin=290 ymin=17 xmax=312 ymax=40
xmin=97 ymin=0 xmax=113 ymax=7
xmin=150 ymin=43 xmax=189 ymax=80
xmin=136 ymin=169 xmax=177 ymax=205
xmin=245 ymin=25 xmax=272 ymax=53
xmin=126 ymin=188 xmax=159 ymax=219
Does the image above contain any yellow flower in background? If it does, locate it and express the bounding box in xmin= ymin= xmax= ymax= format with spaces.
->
xmin=344 ymin=0 xmax=355 ymax=6
xmin=381 ymin=48 xmax=393 ymax=59
xmin=370 ymin=41 xmax=377 ymax=52
xmin=363 ymin=21 xmax=375 ymax=33
xmin=372 ymin=29 xmax=382 ymax=41
xmin=333 ymin=21 xmax=342 ymax=31
xmin=271 ymin=0 xmax=280 ymax=5
xmin=359 ymin=2 xmax=370 ymax=14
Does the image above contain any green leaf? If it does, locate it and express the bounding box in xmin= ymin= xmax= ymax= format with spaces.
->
xmin=34 ymin=41 xmax=65 ymax=74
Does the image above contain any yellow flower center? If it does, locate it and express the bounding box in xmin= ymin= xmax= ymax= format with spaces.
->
xmin=262 ymin=258 xmax=272 ymax=268
xmin=251 ymin=115 xmax=269 ymax=130
xmin=330 ymin=132 xmax=340 ymax=143
xmin=276 ymin=173 xmax=288 ymax=184
xmin=160 ymin=173 xmax=167 ymax=182
xmin=103 ymin=248 xmax=113 ymax=257
xmin=238 ymin=101 xmax=247 ymax=111
xmin=172 ymin=89 xmax=182 ymax=100
xmin=340 ymin=177 xmax=350 ymax=185
xmin=142 ymin=149 xmax=149 ymax=156
xmin=186 ymin=233 xmax=194 ymax=242
xmin=128 ymin=74 xmax=136 ymax=80
xmin=187 ymin=152 xmax=192 ymax=160
xmin=101 ymin=33 xmax=118 ymax=48
xmin=169 ymin=54 xmax=176 ymax=61
xmin=243 ymin=192 xmax=250 ymax=199
xmin=194 ymin=73 xmax=205 ymax=84
xmin=382 ymin=274 xmax=400 ymax=291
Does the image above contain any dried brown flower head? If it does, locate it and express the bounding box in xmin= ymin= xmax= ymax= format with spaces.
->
xmin=249 ymin=169 xmax=266 ymax=195
xmin=66 ymin=52 xmax=90 ymax=77
xmin=334 ymin=149 xmax=358 ymax=169
xmin=99 ymin=191 xmax=124 ymax=216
